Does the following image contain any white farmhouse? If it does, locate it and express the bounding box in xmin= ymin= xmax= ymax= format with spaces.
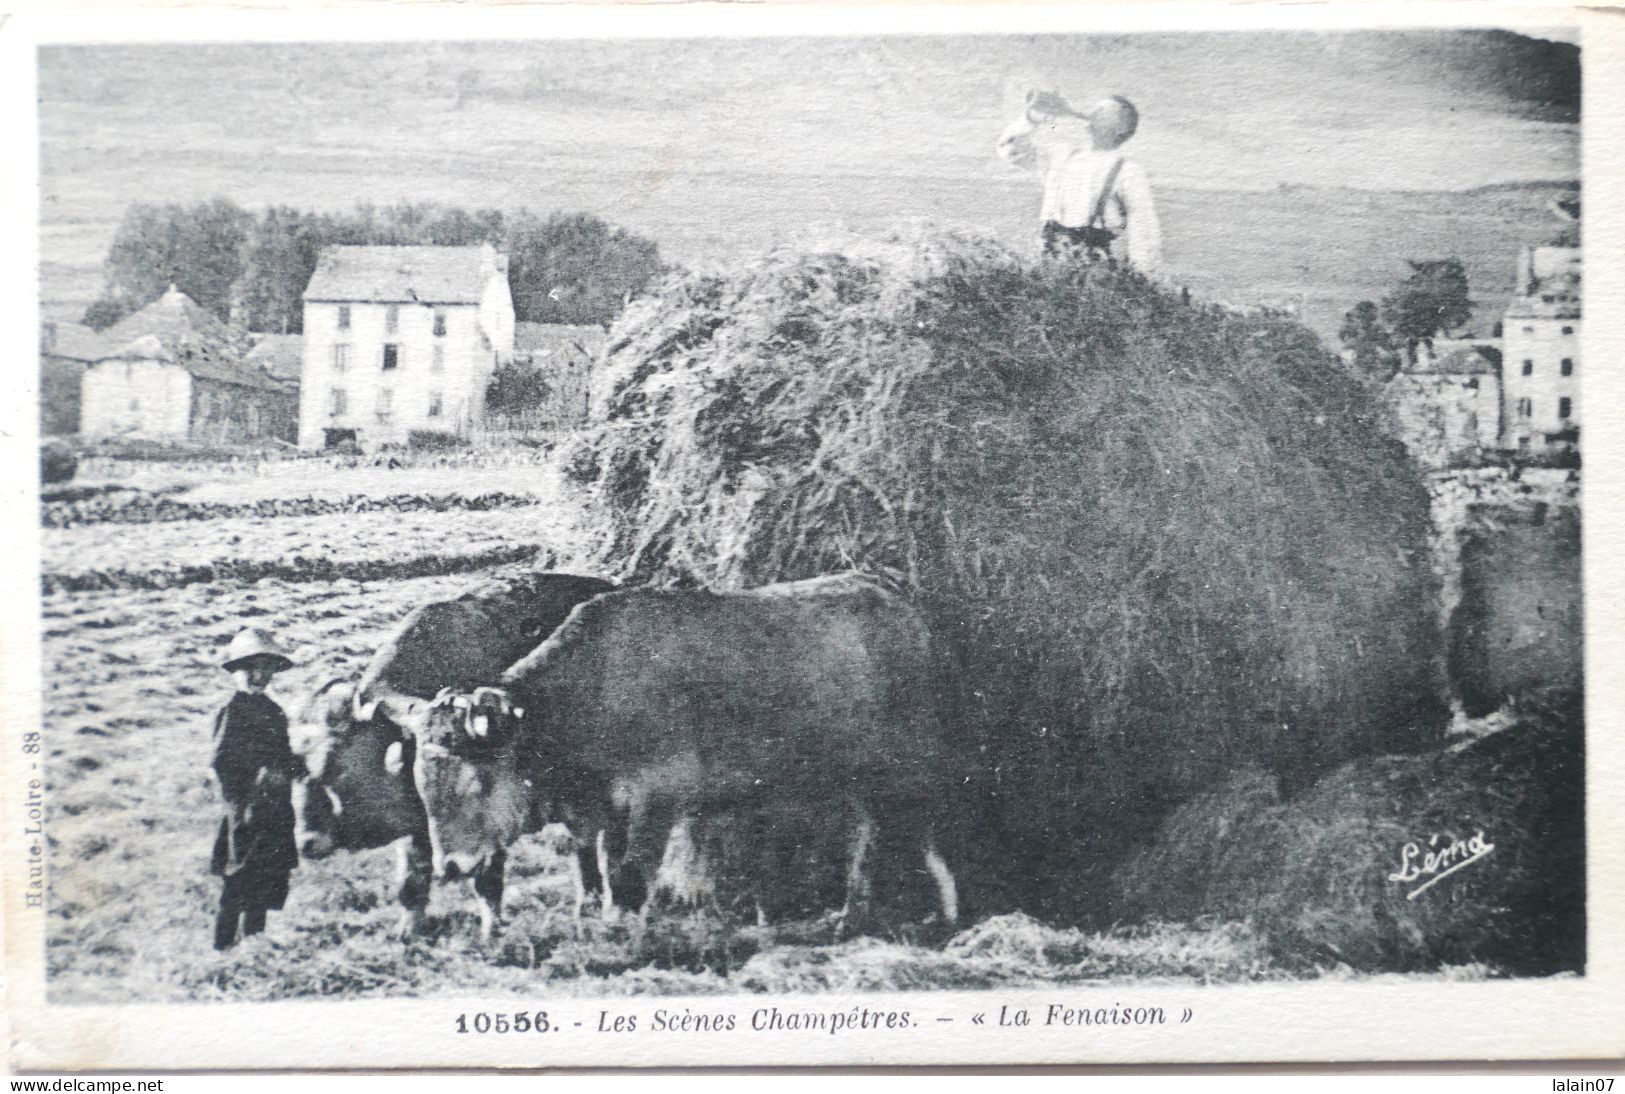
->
xmin=298 ymin=244 xmax=514 ymax=449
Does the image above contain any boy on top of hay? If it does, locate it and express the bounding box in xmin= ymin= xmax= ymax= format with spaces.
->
xmin=997 ymin=91 xmax=1163 ymax=272
xmin=209 ymin=627 xmax=301 ymax=951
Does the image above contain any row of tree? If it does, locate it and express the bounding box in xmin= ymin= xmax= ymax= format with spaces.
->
xmin=1339 ymin=258 xmax=1473 ymax=384
xmin=84 ymin=200 xmax=666 ymax=334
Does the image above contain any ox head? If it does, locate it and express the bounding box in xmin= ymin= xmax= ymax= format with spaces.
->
xmin=290 ymin=677 xmax=424 ymax=860
xmin=409 ymin=684 xmax=531 ymax=881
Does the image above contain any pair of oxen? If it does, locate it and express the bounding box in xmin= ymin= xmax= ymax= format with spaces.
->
xmin=290 ymin=571 xmax=961 ymax=941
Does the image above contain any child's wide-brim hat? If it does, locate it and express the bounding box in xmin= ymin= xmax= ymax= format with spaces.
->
xmin=221 ymin=628 xmax=294 ymax=672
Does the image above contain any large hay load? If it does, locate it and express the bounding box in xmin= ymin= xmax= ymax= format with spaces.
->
xmin=568 ymin=229 xmax=1444 ymax=919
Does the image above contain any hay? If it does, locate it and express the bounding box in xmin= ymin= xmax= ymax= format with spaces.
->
xmin=1112 ymin=690 xmax=1584 ymax=974
xmin=569 ymin=226 xmax=1444 ymax=917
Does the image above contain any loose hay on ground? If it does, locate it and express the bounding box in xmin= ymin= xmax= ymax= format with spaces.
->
xmin=1112 ymin=691 xmax=1583 ymax=975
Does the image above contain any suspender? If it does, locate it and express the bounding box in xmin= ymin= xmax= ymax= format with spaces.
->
xmin=1040 ymin=156 xmax=1128 ymax=260
xmin=1088 ymin=157 xmax=1126 ymax=229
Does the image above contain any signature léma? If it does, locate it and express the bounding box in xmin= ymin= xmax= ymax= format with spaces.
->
xmin=1387 ymin=830 xmax=1495 ymax=900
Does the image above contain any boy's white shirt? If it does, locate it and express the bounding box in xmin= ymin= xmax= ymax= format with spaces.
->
xmin=997 ymin=113 xmax=1164 ymax=273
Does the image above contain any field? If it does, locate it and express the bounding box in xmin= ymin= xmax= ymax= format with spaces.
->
xmin=41 ymin=454 xmax=1554 ymax=1003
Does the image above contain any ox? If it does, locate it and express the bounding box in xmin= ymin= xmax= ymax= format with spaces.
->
xmin=409 ymin=573 xmax=961 ymax=932
xmin=290 ymin=571 xmax=615 ymax=939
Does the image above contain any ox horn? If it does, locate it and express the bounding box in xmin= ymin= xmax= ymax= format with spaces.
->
xmin=470 ymin=685 xmax=510 ymax=707
xmin=463 ymin=686 xmax=504 ymax=740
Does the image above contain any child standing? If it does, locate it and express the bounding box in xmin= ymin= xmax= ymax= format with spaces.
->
xmin=209 ymin=628 xmax=300 ymax=951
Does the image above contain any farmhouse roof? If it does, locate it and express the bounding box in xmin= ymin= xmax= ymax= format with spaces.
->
xmin=245 ymin=334 xmax=304 ymax=382
xmin=303 ymin=244 xmax=507 ymax=304
xmin=40 ymin=321 xmax=114 ymax=362
xmin=102 ymin=284 xmax=231 ymax=348
xmin=1432 ymin=345 xmax=1502 ymax=376
xmin=99 ymin=333 xmax=292 ymax=393
xmin=515 ymin=322 xmax=604 ymax=364
xmin=91 ymin=288 xmax=291 ymax=393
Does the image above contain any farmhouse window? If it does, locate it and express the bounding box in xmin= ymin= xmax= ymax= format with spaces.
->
xmin=338 ymin=305 xmax=351 ymax=330
xmin=428 ymin=391 xmax=443 ymax=417
xmin=433 ymin=309 xmax=447 ymax=337
xmin=1518 ymin=397 xmax=1532 ymax=419
xmin=383 ymin=344 xmax=399 ymax=370
xmin=330 ymin=388 xmax=347 ymax=416
xmin=1521 ymin=359 xmax=1533 ymax=376
xmin=332 ymin=344 xmax=350 ymax=372
xmin=1518 ymin=436 xmax=1531 ymax=452
xmin=1559 ymin=397 xmax=1572 ymax=419
xmin=1561 ymin=358 xmax=1574 ymax=376
xmin=377 ymin=388 xmax=393 ymax=420
xmin=431 ymin=345 xmax=445 ymax=373
xmin=1562 ymin=325 xmax=1574 ymax=334
xmin=1522 ymin=325 xmax=1534 ymax=334
xmin=386 ymin=305 xmax=400 ymax=334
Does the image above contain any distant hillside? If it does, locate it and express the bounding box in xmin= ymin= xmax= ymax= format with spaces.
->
xmin=39 ymin=30 xmax=1580 ymax=342
xmin=1414 ymin=29 xmax=1579 ymax=121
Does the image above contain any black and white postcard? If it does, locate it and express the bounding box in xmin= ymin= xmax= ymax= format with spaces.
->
xmin=2 ymin=0 xmax=1621 ymax=1070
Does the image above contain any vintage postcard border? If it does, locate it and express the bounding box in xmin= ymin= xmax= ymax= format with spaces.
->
xmin=4 ymin=1 xmax=1622 ymax=1070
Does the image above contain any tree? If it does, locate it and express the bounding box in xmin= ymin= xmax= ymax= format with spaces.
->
xmin=1338 ymin=300 xmax=1400 ymax=384
xmin=82 ymin=199 xmax=253 ymax=330
xmin=485 ymin=361 xmax=553 ymax=416
xmin=505 ymin=211 xmax=664 ymax=326
xmin=1380 ymin=259 xmax=1472 ymax=361
xmin=87 ymin=198 xmax=662 ymax=334
xmin=240 ymin=206 xmax=324 ymax=334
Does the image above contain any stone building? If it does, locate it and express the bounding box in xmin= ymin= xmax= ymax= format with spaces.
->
xmin=1500 ymin=241 xmax=1580 ymax=454
xmin=1384 ymin=201 xmax=1580 ymax=465
xmin=244 ymin=333 xmax=305 ymax=387
xmin=79 ymin=287 xmax=298 ymax=444
xmin=38 ymin=321 xmax=112 ymax=436
xmin=1386 ymin=339 xmax=1503 ymax=468
xmin=297 ymin=244 xmax=514 ymax=449
xmin=510 ymin=322 xmax=603 ymax=429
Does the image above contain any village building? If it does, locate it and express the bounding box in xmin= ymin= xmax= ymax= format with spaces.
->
xmin=509 ymin=322 xmax=604 ymax=431
xmin=1386 ymin=339 xmax=1503 ymax=468
xmin=78 ymin=286 xmax=298 ymax=445
xmin=39 ymin=321 xmax=113 ymax=436
xmin=244 ymin=333 xmax=305 ymax=387
xmin=298 ymin=244 xmax=514 ymax=449
xmin=1384 ymin=200 xmax=1580 ymax=465
xmin=1500 ymin=237 xmax=1580 ymax=454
